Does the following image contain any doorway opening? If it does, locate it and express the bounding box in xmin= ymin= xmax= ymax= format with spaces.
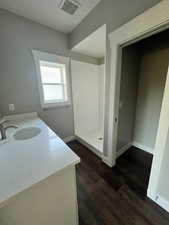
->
xmin=116 ymin=28 xmax=169 ymax=191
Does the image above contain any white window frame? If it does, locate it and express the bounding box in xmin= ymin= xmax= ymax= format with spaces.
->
xmin=32 ymin=50 xmax=71 ymax=108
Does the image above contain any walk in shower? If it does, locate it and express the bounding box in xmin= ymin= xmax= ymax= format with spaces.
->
xmin=71 ymin=60 xmax=105 ymax=156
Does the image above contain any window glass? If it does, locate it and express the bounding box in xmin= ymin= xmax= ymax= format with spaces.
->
xmin=40 ymin=64 xmax=62 ymax=84
xmin=43 ymin=85 xmax=64 ymax=101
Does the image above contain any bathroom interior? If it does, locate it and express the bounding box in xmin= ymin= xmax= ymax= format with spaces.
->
xmin=1 ymin=1 xmax=169 ymax=225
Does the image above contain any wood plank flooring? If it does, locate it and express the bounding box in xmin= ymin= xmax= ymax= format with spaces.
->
xmin=68 ymin=140 xmax=169 ymax=225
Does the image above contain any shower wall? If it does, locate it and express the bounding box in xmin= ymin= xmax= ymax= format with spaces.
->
xmin=98 ymin=63 xmax=105 ymax=134
xmin=71 ymin=60 xmax=105 ymax=146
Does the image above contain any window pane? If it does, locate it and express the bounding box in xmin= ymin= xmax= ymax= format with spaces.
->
xmin=40 ymin=65 xmax=62 ymax=83
xmin=43 ymin=85 xmax=64 ymax=101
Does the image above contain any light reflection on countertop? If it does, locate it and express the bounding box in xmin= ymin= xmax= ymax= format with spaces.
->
xmin=0 ymin=112 xmax=80 ymax=208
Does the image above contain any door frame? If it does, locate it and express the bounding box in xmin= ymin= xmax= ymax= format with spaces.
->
xmin=105 ymin=0 xmax=169 ymax=202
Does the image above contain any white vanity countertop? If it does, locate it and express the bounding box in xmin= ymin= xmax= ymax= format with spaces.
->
xmin=0 ymin=113 xmax=80 ymax=208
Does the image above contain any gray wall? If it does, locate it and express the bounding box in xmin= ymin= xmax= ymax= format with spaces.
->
xmin=117 ymin=46 xmax=140 ymax=150
xmin=117 ymin=31 xmax=169 ymax=153
xmin=134 ymin=45 xmax=168 ymax=150
xmin=0 ymin=9 xmax=74 ymax=138
xmin=69 ymin=0 xmax=161 ymax=48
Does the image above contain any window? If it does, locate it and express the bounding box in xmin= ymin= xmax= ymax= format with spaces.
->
xmin=32 ymin=50 xmax=70 ymax=108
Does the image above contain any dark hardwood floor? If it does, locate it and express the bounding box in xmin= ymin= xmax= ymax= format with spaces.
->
xmin=68 ymin=140 xmax=169 ymax=225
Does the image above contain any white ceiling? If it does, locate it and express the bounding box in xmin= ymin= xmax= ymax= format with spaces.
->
xmin=0 ymin=0 xmax=101 ymax=33
xmin=72 ymin=24 xmax=106 ymax=58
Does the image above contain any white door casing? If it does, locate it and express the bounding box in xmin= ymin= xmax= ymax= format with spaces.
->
xmin=106 ymin=0 xmax=169 ymax=202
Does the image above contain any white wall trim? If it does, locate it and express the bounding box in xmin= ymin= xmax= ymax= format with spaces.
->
xmin=107 ymin=0 xmax=169 ymax=168
xmin=116 ymin=142 xmax=132 ymax=158
xmin=75 ymin=135 xmax=102 ymax=158
xmin=102 ymin=156 xmax=114 ymax=167
xmin=148 ymin=66 xmax=169 ymax=200
xmin=109 ymin=1 xmax=169 ymax=44
xmin=32 ymin=50 xmax=71 ymax=109
xmin=63 ymin=136 xmax=75 ymax=143
xmin=116 ymin=141 xmax=153 ymax=159
xmin=132 ymin=141 xmax=153 ymax=155
xmin=147 ymin=192 xmax=169 ymax=213
xmin=156 ymin=195 xmax=169 ymax=213
xmin=76 ymin=136 xmax=114 ymax=167
xmin=63 ymin=134 xmax=114 ymax=168
xmin=147 ymin=188 xmax=155 ymax=201
xmin=106 ymin=0 xmax=169 ymax=209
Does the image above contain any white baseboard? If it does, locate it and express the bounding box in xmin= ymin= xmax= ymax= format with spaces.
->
xmin=116 ymin=141 xmax=153 ymax=159
xmin=75 ymin=135 xmax=114 ymax=167
xmin=132 ymin=141 xmax=153 ymax=154
xmin=102 ymin=156 xmax=115 ymax=167
xmin=147 ymin=191 xmax=169 ymax=213
xmin=147 ymin=188 xmax=156 ymax=200
xmin=156 ymin=195 xmax=169 ymax=212
xmin=116 ymin=142 xmax=133 ymax=158
xmin=63 ymin=136 xmax=75 ymax=143
xmin=75 ymin=135 xmax=102 ymax=158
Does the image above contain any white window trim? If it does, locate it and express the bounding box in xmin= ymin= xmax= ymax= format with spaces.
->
xmin=32 ymin=50 xmax=71 ymax=108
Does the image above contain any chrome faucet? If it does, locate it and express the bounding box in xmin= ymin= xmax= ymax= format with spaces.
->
xmin=0 ymin=120 xmax=18 ymax=140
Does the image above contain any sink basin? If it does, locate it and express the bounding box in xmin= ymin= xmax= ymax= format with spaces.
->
xmin=13 ymin=127 xmax=41 ymax=140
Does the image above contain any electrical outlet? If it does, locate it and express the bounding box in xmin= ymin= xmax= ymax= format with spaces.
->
xmin=8 ymin=104 xmax=15 ymax=112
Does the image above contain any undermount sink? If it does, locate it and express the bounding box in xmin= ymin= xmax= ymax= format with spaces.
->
xmin=13 ymin=127 xmax=41 ymax=140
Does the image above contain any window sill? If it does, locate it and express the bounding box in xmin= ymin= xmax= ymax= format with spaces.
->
xmin=41 ymin=102 xmax=71 ymax=109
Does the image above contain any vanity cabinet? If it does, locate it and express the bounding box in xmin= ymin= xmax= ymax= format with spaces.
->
xmin=0 ymin=166 xmax=78 ymax=225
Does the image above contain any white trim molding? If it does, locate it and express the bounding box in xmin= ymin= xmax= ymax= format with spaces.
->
xmin=109 ymin=0 xmax=169 ymax=44
xmin=116 ymin=141 xmax=153 ymax=159
xmin=107 ymin=0 xmax=169 ymax=169
xmin=148 ymin=65 xmax=169 ymax=200
xmin=156 ymin=195 xmax=169 ymax=213
xmin=63 ymin=135 xmax=114 ymax=168
xmin=32 ymin=50 xmax=71 ymax=109
xmin=147 ymin=192 xmax=169 ymax=213
xmin=75 ymin=135 xmax=102 ymax=158
xmin=132 ymin=142 xmax=153 ymax=155
xmin=102 ymin=155 xmax=115 ymax=167
xmin=63 ymin=136 xmax=75 ymax=143
xmin=116 ymin=143 xmax=132 ymax=158
xmin=106 ymin=0 xmax=169 ymax=211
